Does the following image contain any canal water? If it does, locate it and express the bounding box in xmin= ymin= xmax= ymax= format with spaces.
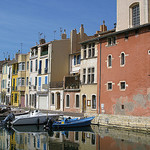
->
xmin=0 ymin=125 xmax=150 ymax=150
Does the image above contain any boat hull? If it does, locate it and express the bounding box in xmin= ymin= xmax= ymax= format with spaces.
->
xmin=52 ymin=117 xmax=94 ymax=128
xmin=12 ymin=113 xmax=61 ymax=126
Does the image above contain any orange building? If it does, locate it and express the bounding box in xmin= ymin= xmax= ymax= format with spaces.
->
xmin=96 ymin=23 xmax=150 ymax=116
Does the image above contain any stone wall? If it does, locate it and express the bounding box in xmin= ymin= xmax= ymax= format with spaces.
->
xmin=85 ymin=113 xmax=150 ymax=132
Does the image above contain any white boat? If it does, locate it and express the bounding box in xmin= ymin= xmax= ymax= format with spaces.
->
xmin=11 ymin=110 xmax=62 ymax=126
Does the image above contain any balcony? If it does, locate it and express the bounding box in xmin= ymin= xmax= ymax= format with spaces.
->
xmin=64 ymin=75 xmax=80 ymax=90
xmin=50 ymin=81 xmax=63 ymax=88
xmin=41 ymin=45 xmax=48 ymax=56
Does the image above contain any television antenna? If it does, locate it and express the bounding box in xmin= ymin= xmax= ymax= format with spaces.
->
xmin=54 ymin=30 xmax=56 ymax=40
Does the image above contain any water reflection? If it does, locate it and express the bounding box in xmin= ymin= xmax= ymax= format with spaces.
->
xmin=0 ymin=125 xmax=150 ymax=150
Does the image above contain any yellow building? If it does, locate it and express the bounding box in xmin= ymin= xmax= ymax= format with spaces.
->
xmin=11 ymin=60 xmax=19 ymax=106
xmin=18 ymin=53 xmax=29 ymax=107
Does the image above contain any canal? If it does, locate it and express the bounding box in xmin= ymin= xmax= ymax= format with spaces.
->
xmin=0 ymin=125 xmax=150 ymax=150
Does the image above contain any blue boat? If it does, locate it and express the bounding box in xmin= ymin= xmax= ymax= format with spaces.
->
xmin=52 ymin=116 xmax=95 ymax=128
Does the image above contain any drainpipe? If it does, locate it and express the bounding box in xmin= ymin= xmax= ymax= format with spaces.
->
xmin=98 ymin=42 xmax=102 ymax=114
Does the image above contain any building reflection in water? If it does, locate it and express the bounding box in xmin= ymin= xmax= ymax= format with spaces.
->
xmin=0 ymin=125 xmax=150 ymax=150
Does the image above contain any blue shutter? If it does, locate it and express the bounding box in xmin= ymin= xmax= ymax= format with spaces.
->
xmin=74 ymin=55 xmax=76 ymax=65
xmin=39 ymin=77 xmax=41 ymax=86
xmin=45 ymin=76 xmax=48 ymax=84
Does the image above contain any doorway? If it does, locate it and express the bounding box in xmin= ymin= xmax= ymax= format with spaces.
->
xmin=82 ymin=95 xmax=86 ymax=113
xmin=57 ymin=93 xmax=60 ymax=110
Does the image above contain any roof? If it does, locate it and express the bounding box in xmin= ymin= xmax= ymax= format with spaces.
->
xmin=81 ymin=23 xmax=150 ymax=44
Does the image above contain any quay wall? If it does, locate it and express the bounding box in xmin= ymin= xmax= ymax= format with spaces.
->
xmin=85 ymin=113 xmax=150 ymax=132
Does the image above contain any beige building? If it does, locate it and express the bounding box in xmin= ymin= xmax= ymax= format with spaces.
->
xmin=17 ymin=53 xmax=29 ymax=107
xmin=1 ymin=60 xmax=10 ymax=105
xmin=117 ymin=0 xmax=150 ymax=31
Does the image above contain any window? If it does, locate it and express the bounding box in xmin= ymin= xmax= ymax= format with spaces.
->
xmin=91 ymin=68 xmax=95 ymax=83
xmin=107 ymin=37 xmax=116 ymax=46
xmin=118 ymin=81 xmax=128 ymax=91
xmin=26 ymin=77 xmax=28 ymax=86
xmin=45 ymin=76 xmax=48 ymax=84
xmin=84 ymin=50 xmax=86 ymax=59
xmin=83 ymin=45 xmax=87 ymax=59
xmin=66 ymin=95 xmax=70 ymax=107
xmin=107 ymin=55 xmax=112 ymax=68
xmin=83 ymin=69 xmax=86 ymax=84
xmin=38 ymin=77 xmax=41 ymax=87
xmin=27 ymin=61 xmax=29 ymax=70
xmin=39 ymin=60 xmax=42 ymax=74
xmin=88 ymin=44 xmax=91 ymax=57
xmin=92 ymin=43 xmax=95 ymax=57
xmin=30 ymin=61 xmax=32 ymax=72
xmin=120 ymin=81 xmax=126 ymax=90
xmin=77 ymin=55 xmax=80 ymax=64
xmin=19 ymin=62 xmax=25 ymax=71
xmin=92 ymin=95 xmax=96 ymax=109
xmin=76 ymin=95 xmax=79 ymax=108
xmin=107 ymin=82 xmax=112 ymax=90
xmin=35 ymin=77 xmax=37 ymax=86
xmin=120 ymin=53 xmax=125 ymax=66
xmin=18 ymin=78 xmax=25 ymax=86
xmin=51 ymin=93 xmax=54 ymax=105
xmin=35 ymin=59 xmax=38 ymax=71
xmin=14 ymin=94 xmax=17 ymax=103
xmin=74 ymin=55 xmax=76 ymax=65
xmin=132 ymin=4 xmax=140 ymax=27
xmin=87 ymin=67 xmax=95 ymax=84
xmin=45 ymin=59 xmax=48 ymax=73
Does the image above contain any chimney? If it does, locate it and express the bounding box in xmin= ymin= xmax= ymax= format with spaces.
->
xmin=100 ymin=20 xmax=107 ymax=32
xmin=61 ymin=29 xmax=67 ymax=39
xmin=8 ymin=55 xmax=10 ymax=61
xmin=80 ymin=24 xmax=84 ymax=40
xmin=39 ymin=38 xmax=46 ymax=45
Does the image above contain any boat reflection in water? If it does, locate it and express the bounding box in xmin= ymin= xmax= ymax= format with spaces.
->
xmin=1 ymin=125 xmax=150 ymax=150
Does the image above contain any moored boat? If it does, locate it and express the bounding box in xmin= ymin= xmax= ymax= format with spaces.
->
xmin=52 ymin=116 xmax=95 ymax=128
xmin=0 ymin=105 xmax=29 ymax=120
xmin=11 ymin=110 xmax=63 ymax=126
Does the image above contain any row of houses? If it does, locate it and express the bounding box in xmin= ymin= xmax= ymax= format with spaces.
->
xmin=0 ymin=0 xmax=150 ymax=117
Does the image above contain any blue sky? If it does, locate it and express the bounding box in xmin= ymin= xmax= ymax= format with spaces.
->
xmin=0 ymin=0 xmax=116 ymax=60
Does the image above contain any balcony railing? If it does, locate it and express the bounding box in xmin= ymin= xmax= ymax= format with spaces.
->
xmin=64 ymin=75 xmax=80 ymax=89
xmin=41 ymin=50 xmax=48 ymax=56
xmin=50 ymin=81 xmax=63 ymax=88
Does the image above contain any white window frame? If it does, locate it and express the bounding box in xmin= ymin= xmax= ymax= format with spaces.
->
xmin=118 ymin=81 xmax=128 ymax=91
xmin=19 ymin=62 xmax=25 ymax=71
xmin=91 ymin=94 xmax=96 ymax=110
xmin=107 ymin=54 xmax=113 ymax=68
xmin=106 ymin=81 xmax=114 ymax=91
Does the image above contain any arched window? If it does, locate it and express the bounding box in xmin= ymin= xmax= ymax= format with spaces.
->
xmin=130 ymin=3 xmax=140 ymax=27
xmin=121 ymin=52 xmax=125 ymax=66
xmin=51 ymin=93 xmax=54 ymax=105
xmin=107 ymin=55 xmax=112 ymax=67
xmin=92 ymin=95 xmax=96 ymax=109
xmin=66 ymin=95 xmax=70 ymax=107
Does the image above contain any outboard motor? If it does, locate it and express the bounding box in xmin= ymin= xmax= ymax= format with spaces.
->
xmin=1 ymin=113 xmax=15 ymax=126
xmin=44 ymin=118 xmax=54 ymax=130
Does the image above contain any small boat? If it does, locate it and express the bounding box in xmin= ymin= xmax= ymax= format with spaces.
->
xmin=11 ymin=110 xmax=62 ymax=126
xmin=52 ymin=116 xmax=95 ymax=128
xmin=0 ymin=105 xmax=29 ymax=120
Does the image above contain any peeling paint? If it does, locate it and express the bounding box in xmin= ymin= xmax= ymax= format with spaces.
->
xmin=133 ymin=94 xmax=146 ymax=108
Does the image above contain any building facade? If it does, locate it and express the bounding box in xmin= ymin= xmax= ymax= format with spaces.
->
xmin=117 ymin=0 xmax=150 ymax=31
